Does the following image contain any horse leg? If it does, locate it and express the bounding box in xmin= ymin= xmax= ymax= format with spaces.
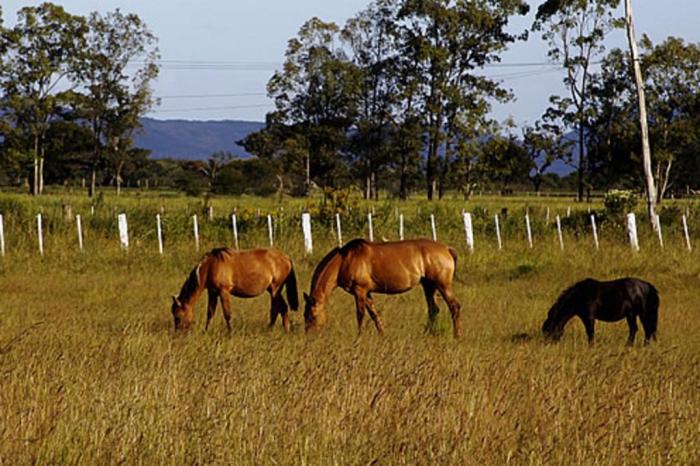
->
xmin=581 ymin=315 xmax=595 ymax=345
xmin=268 ymin=290 xmax=279 ymax=329
xmin=274 ymin=294 xmax=290 ymax=333
xmin=436 ymin=284 xmax=461 ymax=339
xmin=354 ymin=293 xmax=366 ymax=334
xmin=205 ymin=289 xmax=218 ymax=331
xmin=365 ymin=293 xmax=384 ymax=335
xmin=421 ymin=280 xmax=440 ymax=331
xmin=220 ymin=292 xmax=233 ymax=334
xmin=626 ymin=314 xmax=638 ymax=347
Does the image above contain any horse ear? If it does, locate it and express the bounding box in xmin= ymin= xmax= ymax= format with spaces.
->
xmin=172 ymin=295 xmax=181 ymax=307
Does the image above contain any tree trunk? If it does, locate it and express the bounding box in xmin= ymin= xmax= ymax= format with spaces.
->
xmin=305 ymin=153 xmax=311 ymax=195
xmin=577 ymin=122 xmax=585 ymax=202
xmin=90 ymin=168 xmax=97 ymax=198
xmin=38 ymin=156 xmax=44 ymax=195
xmin=116 ymin=161 xmax=124 ymax=196
xmin=625 ymin=0 xmax=657 ymax=227
xmin=32 ymin=134 xmax=39 ymax=196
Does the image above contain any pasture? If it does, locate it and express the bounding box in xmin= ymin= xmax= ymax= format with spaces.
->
xmin=0 ymin=191 xmax=699 ymax=464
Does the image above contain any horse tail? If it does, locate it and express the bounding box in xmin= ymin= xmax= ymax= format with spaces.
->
xmin=448 ymin=246 xmax=463 ymax=284
xmin=284 ymin=261 xmax=299 ymax=311
xmin=645 ymin=284 xmax=660 ymax=337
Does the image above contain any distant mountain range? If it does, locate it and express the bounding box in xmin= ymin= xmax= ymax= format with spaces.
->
xmin=135 ymin=117 xmax=574 ymax=176
xmin=135 ymin=118 xmax=264 ymax=160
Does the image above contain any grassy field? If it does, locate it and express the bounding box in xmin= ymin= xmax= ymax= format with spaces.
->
xmin=1 ymin=191 xmax=699 ymax=464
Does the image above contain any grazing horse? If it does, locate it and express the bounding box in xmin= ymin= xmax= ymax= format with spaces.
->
xmin=303 ymin=238 xmax=462 ymax=338
xmin=542 ymin=277 xmax=659 ymax=345
xmin=171 ymin=247 xmax=298 ymax=332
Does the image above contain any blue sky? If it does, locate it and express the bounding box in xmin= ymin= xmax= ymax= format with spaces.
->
xmin=3 ymin=0 xmax=699 ymax=125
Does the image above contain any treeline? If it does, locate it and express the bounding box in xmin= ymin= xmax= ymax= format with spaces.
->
xmin=0 ymin=2 xmax=158 ymax=196
xmin=2 ymin=1 xmax=700 ymax=201
xmin=240 ymin=0 xmax=700 ymax=201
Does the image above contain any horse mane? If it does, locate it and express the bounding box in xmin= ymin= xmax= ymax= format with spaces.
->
xmin=177 ymin=248 xmax=233 ymax=301
xmin=548 ymin=278 xmax=597 ymax=317
xmin=339 ymin=238 xmax=370 ymax=255
xmin=310 ymin=246 xmax=341 ymax=292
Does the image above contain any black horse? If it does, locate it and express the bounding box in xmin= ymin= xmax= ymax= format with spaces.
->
xmin=542 ymin=277 xmax=659 ymax=346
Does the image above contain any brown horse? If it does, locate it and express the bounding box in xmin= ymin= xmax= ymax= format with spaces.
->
xmin=171 ymin=247 xmax=298 ymax=332
xmin=303 ymin=238 xmax=462 ymax=338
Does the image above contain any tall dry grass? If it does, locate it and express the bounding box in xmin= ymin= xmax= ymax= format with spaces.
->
xmin=0 ymin=191 xmax=699 ymax=464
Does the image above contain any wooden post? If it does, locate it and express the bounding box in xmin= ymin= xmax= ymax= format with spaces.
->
xmin=335 ymin=213 xmax=342 ymax=247
xmin=231 ymin=214 xmax=239 ymax=250
xmin=267 ymin=214 xmax=274 ymax=247
xmin=0 ymin=213 xmax=5 ymax=256
xmin=301 ymin=213 xmax=313 ymax=254
xmin=192 ymin=214 xmax=199 ymax=251
xmin=430 ymin=214 xmax=437 ymax=241
xmin=156 ymin=214 xmax=164 ymax=255
xmin=525 ymin=213 xmax=533 ymax=248
xmin=682 ymin=214 xmax=692 ymax=251
xmin=494 ymin=214 xmax=502 ymax=250
xmin=399 ymin=214 xmax=404 ymax=240
xmin=556 ymin=215 xmax=564 ymax=251
xmin=463 ymin=212 xmax=474 ymax=252
xmin=627 ymin=213 xmax=640 ymax=251
xmin=37 ymin=213 xmax=44 ymax=256
xmin=117 ymin=213 xmax=129 ymax=249
xmin=76 ymin=214 xmax=83 ymax=251
xmin=590 ymin=214 xmax=599 ymax=251
xmin=367 ymin=213 xmax=374 ymax=242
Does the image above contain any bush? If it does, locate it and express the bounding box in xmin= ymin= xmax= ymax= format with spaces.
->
xmin=604 ymin=189 xmax=638 ymax=216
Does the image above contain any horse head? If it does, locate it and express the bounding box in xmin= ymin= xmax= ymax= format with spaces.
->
xmin=171 ymin=295 xmax=194 ymax=331
xmin=303 ymin=292 xmax=327 ymax=331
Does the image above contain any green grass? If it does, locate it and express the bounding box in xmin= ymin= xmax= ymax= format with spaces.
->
xmin=0 ymin=191 xmax=699 ymax=464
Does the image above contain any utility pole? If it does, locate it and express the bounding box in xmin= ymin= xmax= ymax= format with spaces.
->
xmin=625 ymin=0 xmax=657 ymax=228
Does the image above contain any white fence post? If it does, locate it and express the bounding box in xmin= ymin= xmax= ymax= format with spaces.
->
xmin=302 ymin=212 xmax=313 ymax=254
xmin=267 ymin=214 xmax=274 ymax=247
xmin=682 ymin=214 xmax=692 ymax=251
xmin=494 ymin=214 xmax=502 ymax=250
xmin=590 ymin=214 xmax=599 ymax=250
xmin=399 ymin=213 xmax=404 ymax=240
xmin=335 ymin=213 xmax=343 ymax=247
xmin=627 ymin=213 xmax=639 ymax=251
xmin=525 ymin=213 xmax=533 ymax=248
xmin=156 ymin=214 xmax=164 ymax=255
xmin=0 ymin=213 xmax=4 ymax=256
xmin=430 ymin=214 xmax=437 ymax=241
xmin=545 ymin=206 xmax=550 ymax=224
xmin=208 ymin=206 xmax=214 ymax=221
xmin=463 ymin=212 xmax=474 ymax=252
xmin=367 ymin=213 xmax=374 ymax=242
xmin=231 ymin=214 xmax=239 ymax=250
xmin=192 ymin=214 xmax=199 ymax=251
xmin=117 ymin=213 xmax=129 ymax=249
xmin=36 ymin=213 xmax=44 ymax=256
xmin=655 ymin=214 xmax=663 ymax=248
xmin=566 ymin=206 xmax=571 ymax=218
xmin=76 ymin=214 xmax=83 ymax=251
xmin=556 ymin=215 xmax=564 ymax=251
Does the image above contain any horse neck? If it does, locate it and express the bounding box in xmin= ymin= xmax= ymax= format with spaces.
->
xmin=311 ymin=252 xmax=341 ymax=304
xmin=178 ymin=261 xmax=207 ymax=306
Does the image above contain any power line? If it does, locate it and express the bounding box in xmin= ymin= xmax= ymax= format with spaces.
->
xmin=149 ymin=104 xmax=272 ymax=113
xmin=158 ymin=92 xmax=266 ymax=99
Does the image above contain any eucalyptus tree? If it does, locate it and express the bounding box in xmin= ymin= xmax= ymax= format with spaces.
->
xmin=73 ymin=9 xmax=159 ymax=197
xmin=343 ymin=0 xmax=401 ymax=199
xmin=397 ymin=0 xmax=530 ymax=200
xmin=267 ymin=17 xmax=361 ymax=194
xmin=0 ymin=2 xmax=86 ymax=195
xmin=533 ymin=0 xmax=622 ymax=201
xmin=522 ymin=120 xmax=573 ymax=194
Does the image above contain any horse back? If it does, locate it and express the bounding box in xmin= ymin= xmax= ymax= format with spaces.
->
xmin=208 ymin=247 xmax=291 ymax=296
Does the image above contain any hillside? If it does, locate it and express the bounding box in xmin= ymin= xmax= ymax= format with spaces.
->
xmin=135 ymin=118 xmax=265 ymax=160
